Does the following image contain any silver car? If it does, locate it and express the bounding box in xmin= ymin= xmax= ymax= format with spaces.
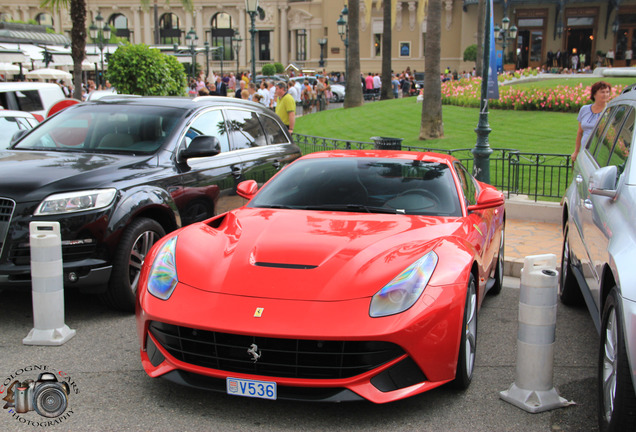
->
xmin=561 ymin=85 xmax=636 ymax=431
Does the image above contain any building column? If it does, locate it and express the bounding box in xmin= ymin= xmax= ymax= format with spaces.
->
xmin=132 ymin=7 xmax=141 ymax=45
xmin=279 ymin=6 xmax=289 ymax=66
xmin=237 ymin=5 xmax=247 ymax=72
xmin=195 ymin=6 xmax=204 ymax=44
xmin=143 ymin=8 xmax=152 ymax=44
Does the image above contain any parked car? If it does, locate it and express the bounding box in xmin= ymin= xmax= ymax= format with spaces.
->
xmin=136 ymin=150 xmax=506 ymax=403
xmin=0 ymin=82 xmax=66 ymax=121
xmin=0 ymin=96 xmax=301 ymax=312
xmin=560 ymin=84 xmax=636 ymax=430
xmin=0 ymin=109 xmax=39 ymax=147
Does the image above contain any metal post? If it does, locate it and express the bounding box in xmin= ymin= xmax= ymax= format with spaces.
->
xmin=220 ymin=46 xmax=224 ymax=76
xmin=472 ymin=0 xmax=493 ymax=184
xmin=249 ymin=11 xmax=257 ymax=81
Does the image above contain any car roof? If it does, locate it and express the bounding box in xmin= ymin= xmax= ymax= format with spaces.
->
xmin=83 ymin=95 xmax=274 ymax=113
xmin=0 ymin=109 xmax=37 ymax=119
xmin=613 ymin=84 xmax=636 ymax=104
xmin=0 ymin=82 xmax=63 ymax=91
xmin=301 ymin=150 xmax=459 ymax=165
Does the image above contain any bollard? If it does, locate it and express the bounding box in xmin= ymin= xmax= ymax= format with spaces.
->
xmin=499 ymin=254 xmax=574 ymax=413
xmin=23 ymin=222 xmax=76 ymax=346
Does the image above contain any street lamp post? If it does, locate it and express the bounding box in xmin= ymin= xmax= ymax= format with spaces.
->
xmin=318 ymin=38 xmax=327 ymax=68
xmin=337 ymin=5 xmax=348 ymax=80
xmin=232 ymin=31 xmax=243 ymax=77
xmin=204 ymin=41 xmax=210 ymax=79
xmin=246 ymin=0 xmax=259 ymax=81
xmin=219 ymin=46 xmax=224 ymax=76
xmin=493 ymin=16 xmax=517 ymax=67
xmin=89 ymin=12 xmax=111 ymax=88
xmin=186 ymin=27 xmax=198 ymax=79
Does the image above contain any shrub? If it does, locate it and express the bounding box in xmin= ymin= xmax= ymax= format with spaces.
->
xmin=463 ymin=44 xmax=477 ymax=62
xmin=107 ymin=44 xmax=186 ymax=96
xmin=261 ymin=64 xmax=276 ymax=76
xmin=274 ymin=62 xmax=284 ymax=74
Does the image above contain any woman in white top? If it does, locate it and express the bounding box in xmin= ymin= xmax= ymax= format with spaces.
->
xmin=572 ymin=81 xmax=612 ymax=162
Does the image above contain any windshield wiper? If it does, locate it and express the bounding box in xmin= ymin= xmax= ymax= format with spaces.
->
xmin=254 ymin=204 xmax=294 ymax=209
xmin=302 ymin=204 xmax=403 ymax=214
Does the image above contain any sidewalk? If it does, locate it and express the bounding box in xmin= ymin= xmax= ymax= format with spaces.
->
xmin=504 ymin=196 xmax=562 ymax=277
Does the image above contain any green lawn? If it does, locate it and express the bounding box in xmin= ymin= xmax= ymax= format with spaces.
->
xmin=295 ymin=97 xmax=578 ymax=154
xmin=295 ymin=76 xmax=634 ymax=154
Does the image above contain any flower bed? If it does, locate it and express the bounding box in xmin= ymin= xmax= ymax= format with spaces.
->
xmin=441 ymin=74 xmax=625 ymax=113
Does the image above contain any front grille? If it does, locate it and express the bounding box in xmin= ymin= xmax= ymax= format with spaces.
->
xmin=149 ymin=321 xmax=404 ymax=380
xmin=0 ymin=198 xmax=16 ymax=257
xmin=8 ymin=241 xmax=97 ymax=266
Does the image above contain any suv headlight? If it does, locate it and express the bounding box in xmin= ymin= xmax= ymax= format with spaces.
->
xmin=370 ymin=251 xmax=438 ymax=317
xmin=147 ymin=236 xmax=178 ymax=301
xmin=35 ymin=189 xmax=117 ymax=215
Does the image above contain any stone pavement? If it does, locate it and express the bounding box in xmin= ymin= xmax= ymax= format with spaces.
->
xmin=504 ymin=197 xmax=562 ymax=277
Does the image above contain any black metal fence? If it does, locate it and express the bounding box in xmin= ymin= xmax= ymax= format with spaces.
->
xmin=292 ymin=134 xmax=572 ymax=201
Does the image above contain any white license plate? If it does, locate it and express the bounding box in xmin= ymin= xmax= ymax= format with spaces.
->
xmin=226 ymin=377 xmax=277 ymax=400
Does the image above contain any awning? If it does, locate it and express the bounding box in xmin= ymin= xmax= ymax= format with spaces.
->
xmin=0 ymin=29 xmax=70 ymax=45
xmin=0 ymin=50 xmax=27 ymax=63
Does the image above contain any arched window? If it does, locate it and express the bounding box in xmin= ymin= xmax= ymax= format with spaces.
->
xmin=211 ymin=12 xmax=234 ymax=61
xmin=160 ymin=13 xmax=181 ymax=45
xmin=35 ymin=13 xmax=54 ymax=27
xmin=109 ymin=13 xmax=130 ymax=41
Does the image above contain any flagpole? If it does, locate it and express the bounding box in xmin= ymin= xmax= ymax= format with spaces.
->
xmin=472 ymin=0 xmax=495 ymax=184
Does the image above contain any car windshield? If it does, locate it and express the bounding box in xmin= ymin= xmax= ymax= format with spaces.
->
xmin=12 ymin=103 xmax=184 ymax=155
xmin=249 ymin=157 xmax=462 ymax=216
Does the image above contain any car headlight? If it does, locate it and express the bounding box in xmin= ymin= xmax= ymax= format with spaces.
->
xmin=369 ymin=251 xmax=438 ymax=318
xmin=35 ymin=189 xmax=117 ymax=215
xmin=147 ymin=236 xmax=178 ymax=301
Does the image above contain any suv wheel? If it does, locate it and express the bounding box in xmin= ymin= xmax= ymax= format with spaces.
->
xmin=598 ymin=286 xmax=636 ymax=431
xmin=101 ymin=218 xmax=165 ymax=312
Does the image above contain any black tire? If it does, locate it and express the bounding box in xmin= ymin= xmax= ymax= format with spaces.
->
xmin=598 ymin=287 xmax=636 ymax=432
xmin=452 ymin=274 xmax=477 ymax=389
xmin=489 ymin=227 xmax=505 ymax=296
xmin=559 ymin=224 xmax=584 ymax=305
xmin=101 ymin=218 xmax=166 ymax=312
xmin=33 ymin=383 xmax=68 ymax=418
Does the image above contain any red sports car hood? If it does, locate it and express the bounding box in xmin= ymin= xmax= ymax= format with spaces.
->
xmin=175 ymin=208 xmax=461 ymax=301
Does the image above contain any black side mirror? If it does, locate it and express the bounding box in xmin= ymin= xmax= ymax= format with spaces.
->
xmin=180 ymin=136 xmax=221 ymax=160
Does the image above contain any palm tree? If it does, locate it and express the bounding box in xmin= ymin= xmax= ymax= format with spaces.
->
xmin=419 ymin=0 xmax=443 ymax=139
xmin=41 ymin=0 xmax=86 ymax=100
xmin=380 ymin=0 xmax=392 ymax=100
xmin=344 ymin=0 xmax=362 ymax=108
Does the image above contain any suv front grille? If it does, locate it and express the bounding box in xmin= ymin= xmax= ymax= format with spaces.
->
xmin=0 ymin=198 xmax=16 ymax=258
xmin=149 ymin=321 xmax=404 ymax=379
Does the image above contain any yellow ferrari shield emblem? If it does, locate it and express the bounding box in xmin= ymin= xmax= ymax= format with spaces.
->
xmin=254 ymin=307 xmax=264 ymax=318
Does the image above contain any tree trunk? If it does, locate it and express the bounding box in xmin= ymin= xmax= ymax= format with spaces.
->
xmin=380 ymin=0 xmax=392 ymax=100
xmin=475 ymin=0 xmax=485 ymax=77
xmin=419 ymin=0 xmax=443 ymax=140
xmin=344 ymin=0 xmax=363 ymax=108
xmin=70 ymin=0 xmax=87 ymax=100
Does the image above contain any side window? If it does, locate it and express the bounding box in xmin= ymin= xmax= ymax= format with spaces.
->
xmin=455 ymin=163 xmax=477 ymax=206
xmin=259 ymin=114 xmax=289 ymax=145
xmin=225 ymin=109 xmax=267 ymax=149
xmin=586 ymin=108 xmax=612 ymax=156
xmin=607 ymin=107 xmax=634 ymax=175
xmin=184 ymin=109 xmax=230 ymax=153
xmin=593 ymin=105 xmax=629 ymax=168
xmin=16 ymin=90 xmax=44 ymax=112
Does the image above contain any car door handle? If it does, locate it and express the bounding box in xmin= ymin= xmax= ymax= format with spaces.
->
xmin=272 ymin=159 xmax=281 ymax=170
xmin=576 ymin=175 xmax=583 ymax=184
xmin=583 ymin=199 xmax=593 ymax=210
xmin=231 ymin=166 xmax=242 ymax=178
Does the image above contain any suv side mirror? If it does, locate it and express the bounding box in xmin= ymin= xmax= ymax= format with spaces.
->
xmin=180 ymin=136 xmax=221 ymax=160
xmin=589 ymin=165 xmax=618 ymax=199
xmin=467 ymin=188 xmax=505 ymax=212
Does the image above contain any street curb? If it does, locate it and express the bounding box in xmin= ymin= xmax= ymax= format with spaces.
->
xmin=504 ymin=259 xmax=563 ymax=279
xmin=505 ymin=195 xmax=562 ymax=224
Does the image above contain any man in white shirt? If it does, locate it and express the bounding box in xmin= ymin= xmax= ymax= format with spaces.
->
xmin=372 ymin=73 xmax=381 ymax=97
xmin=257 ymin=82 xmax=271 ymax=108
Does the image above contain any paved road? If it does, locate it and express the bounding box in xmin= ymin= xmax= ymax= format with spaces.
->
xmin=0 ymin=276 xmax=598 ymax=431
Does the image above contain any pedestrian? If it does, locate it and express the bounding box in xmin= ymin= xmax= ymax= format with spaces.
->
xmin=315 ymin=77 xmax=326 ymax=111
xmin=258 ymin=81 xmax=271 ymax=107
xmin=301 ymin=80 xmax=313 ymax=115
xmin=391 ymin=74 xmax=400 ymax=98
xmin=235 ymin=80 xmax=246 ymax=98
xmin=274 ymin=81 xmax=295 ymax=134
xmin=572 ymin=81 xmax=612 ymax=163
xmin=626 ymin=49 xmax=633 ymax=67
xmin=606 ymin=49 xmax=614 ymax=67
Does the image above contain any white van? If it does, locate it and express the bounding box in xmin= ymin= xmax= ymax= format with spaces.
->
xmin=0 ymin=82 xmax=66 ymax=120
